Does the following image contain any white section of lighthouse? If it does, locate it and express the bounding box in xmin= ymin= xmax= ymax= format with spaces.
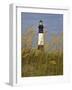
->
xmin=38 ymin=20 xmax=44 ymax=50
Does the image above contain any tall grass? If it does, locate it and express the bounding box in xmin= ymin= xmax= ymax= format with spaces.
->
xmin=21 ymin=27 xmax=63 ymax=77
xmin=21 ymin=48 xmax=63 ymax=77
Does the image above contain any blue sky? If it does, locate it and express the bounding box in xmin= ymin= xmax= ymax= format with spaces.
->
xmin=21 ymin=12 xmax=63 ymax=33
xmin=21 ymin=12 xmax=63 ymax=47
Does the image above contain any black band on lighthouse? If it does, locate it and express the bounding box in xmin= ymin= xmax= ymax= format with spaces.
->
xmin=38 ymin=25 xmax=44 ymax=33
xmin=38 ymin=20 xmax=44 ymax=33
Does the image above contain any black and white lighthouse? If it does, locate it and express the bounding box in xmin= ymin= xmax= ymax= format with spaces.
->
xmin=38 ymin=20 xmax=44 ymax=50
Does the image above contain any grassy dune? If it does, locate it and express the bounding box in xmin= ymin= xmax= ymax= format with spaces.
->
xmin=21 ymin=48 xmax=63 ymax=77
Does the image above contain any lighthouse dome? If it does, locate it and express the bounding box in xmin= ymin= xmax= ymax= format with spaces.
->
xmin=39 ymin=20 xmax=43 ymax=25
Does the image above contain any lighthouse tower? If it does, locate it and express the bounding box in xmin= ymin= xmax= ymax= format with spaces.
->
xmin=38 ymin=20 xmax=44 ymax=50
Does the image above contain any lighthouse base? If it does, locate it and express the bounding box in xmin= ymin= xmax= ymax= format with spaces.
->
xmin=38 ymin=45 xmax=44 ymax=50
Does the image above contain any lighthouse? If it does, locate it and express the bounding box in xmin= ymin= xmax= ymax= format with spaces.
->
xmin=38 ymin=20 xmax=44 ymax=50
